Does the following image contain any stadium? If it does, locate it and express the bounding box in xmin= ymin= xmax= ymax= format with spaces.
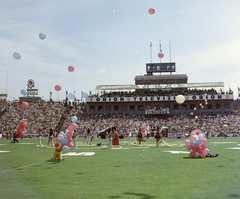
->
xmin=86 ymin=61 xmax=234 ymax=115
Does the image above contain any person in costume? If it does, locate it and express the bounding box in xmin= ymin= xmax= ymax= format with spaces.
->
xmin=51 ymin=143 xmax=62 ymax=160
xmin=38 ymin=128 xmax=42 ymax=146
xmin=112 ymin=127 xmax=119 ymax=146
xmin=11 ymin=130 xmax=19 ymax=143
xmin=48 ymin=128 xmax=54 ymax=147
xmin=154 ymin=126 xmax=162 ymax=147
xmin=137 ymin=127 xmax=143 ymax=145
xmin=132 ymin=128 xmax=137 ymax=144
xmin=72 ymin=129 xmax=78 ymax=149
xmin=86 ymin=128 xmax=92 ymax=145
xmin=108 ymin=128 xmax=113 ymax=149
xmin=222 ymin=124 xmax=229 ymax=139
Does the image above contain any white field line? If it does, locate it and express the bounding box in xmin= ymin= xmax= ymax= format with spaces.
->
xmin=0 ymin=161 xmax=46 ymax=174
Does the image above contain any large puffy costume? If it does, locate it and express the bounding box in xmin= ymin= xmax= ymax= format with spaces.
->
xmin=51 ymin=143 xmax=62 ymax=160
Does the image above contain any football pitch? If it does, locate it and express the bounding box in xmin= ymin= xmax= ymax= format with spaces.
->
xmin=1 ymin=137 xmax=240 ymax=199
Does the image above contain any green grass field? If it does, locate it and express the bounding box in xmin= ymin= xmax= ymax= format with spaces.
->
xmin=1 ymin=137 xmax=240 ymax=199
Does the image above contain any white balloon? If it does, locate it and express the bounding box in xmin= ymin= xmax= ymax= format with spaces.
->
xmin=176 ymin=95 xmax=185 ymax=104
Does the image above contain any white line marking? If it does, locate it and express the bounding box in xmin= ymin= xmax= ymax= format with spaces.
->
xmin=0 ymin=161 xmax=46 ymax=174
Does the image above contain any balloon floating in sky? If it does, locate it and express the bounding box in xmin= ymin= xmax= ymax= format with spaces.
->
xmin=69 ymin=93 xmax=76 ymax=99
xmin=20 ymin=89 xmax=27 ymax=96
xmin=158 ymin=52 xmax=164 ymax=58
xmin=13 ymin=52 xmax=21 ymax=60
xmin=39 ymin=33 xmax=46 ymax=40
xmin=148 ymin=8 xmax=155 ymax=14
xmin=54 ymin=85 xmax=61 ymax=91
xmin=68 ymin=65 xmax=75 ymax=72
xmin=22 ymin=102 xmax=29 ymax=109
xmin=43 ymin=70 xmax=46 ymax=73
xmin=176 ymin=95 xmax=185 ymax=104
xmin=82 ymin=92 xmax=88 ymax=98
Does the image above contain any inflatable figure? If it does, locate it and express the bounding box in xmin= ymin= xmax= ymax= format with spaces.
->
xmin=51 ymin=143 xmax=62 ymax=160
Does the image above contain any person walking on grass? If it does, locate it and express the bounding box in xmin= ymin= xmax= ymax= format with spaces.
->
xmin=48 ymin=128 xmax=54 ymax=147
xmin=137 ymin=127 xmax=143 ymax=145
xmin=86 ymin=128 xmax=92 ymax=145
xmin=108 ymin=128 xmax=113 ymax=149
xmin=38 ymin=128 xmax=42 ymax=146
xmin=72 ymin=129 xmax=78 ymax=149
xmin=154 ymin=126 xmax=162 ymax=147
xmin=11 ymin=130 xmax=19 ymax=143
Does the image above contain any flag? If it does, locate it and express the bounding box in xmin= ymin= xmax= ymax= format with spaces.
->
xmin=50 ymin=91 xmax=52 ymax=96
xmin=229 ymin=88 xmax=232 ymax=93
xmin=81 ymin=91 xmax=83 ymax=101
xmin=66 ymin=91 xmax=68 ymax=100
xmin=220 ymin=88 xmax=222 ymax=92
xmin=238 ymin=87 xmax=240 ymax=98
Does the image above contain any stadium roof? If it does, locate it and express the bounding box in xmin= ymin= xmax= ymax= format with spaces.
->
xmin=96 ymin=82 xmax=224 ymax=91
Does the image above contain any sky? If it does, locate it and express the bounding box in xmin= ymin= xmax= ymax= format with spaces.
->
xmin=1 ymin=0 xmax=240 ymax=101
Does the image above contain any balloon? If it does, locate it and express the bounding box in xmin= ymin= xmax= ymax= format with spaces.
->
xmin=43 ymin=70 xmax=46 ymax=73
xmin=54 ymin=85 xmax=61 ymax=91
xmin=186 ymin=144 xmax=192 ymax=150
xmin=190 ymin=141 xmax=195 ymax=147
xmin=198 ymin=134 xmax=203 ymax=140
xmin=201 ymin=138 xmax=207 ymax=145
xmin=39 ymin=33 xmax=46 ymax=40
xmin=22 ymin=102 xmax=29 ymax=109
xmin=62 ymin=145 xmax=68 ymax=151
xmin=71 ymin=116 xmax=77 ymax=123
xmin=60 ymin=138 xmax=68 ymax=145
xmin=158 ymin=52 xmax=164 ymax=58
xmin=199 ymin=103 xmax=202 ymax=106
xmin=148 ymin=8 xmax=155 ymax=14
xmin=13 ymin=52 xmax=21 ymax=59
xmin=184 ymin=140 xmax=190 ymax=146
xmin=195 ymin=116 xmax=198 ymax=119
xmin=194 ymin=107 xmax=197 ymax=110
xmin=69 ymin=93 xmax=76 ymax=99
xmin=196 ymin=139 xmax=202 ymax=145
xmin=68 ymin=65 xmax=75 ymax=72
xmin=186 ymin=146 xmax=190 ymax=151
xmin=82 ymin=92 xmax=88 ymax=98
xmin=71 ymin=123 xmax=78 ymax=130
xmin=55 ymin=143 xmax=59 ymax=147
xmin=201 ymin=143 xmax=206 ymax=149
xmin=189 ymin=151 xmax=195 ymax=158
xmin=21 ymin=89 xmax=27 ymax=96
xmin=59 ymin=132 xmax=65 ymax=136
xmin=67 ymin=143 xmax=73 ymax=148
xmin=58 ymin=134 xmax=64 ymax=140
xmin=67 ymin=126 xmax=73 ymax=133
xmin=201 ymin=106 xmax=204 ymax=109
xmin=176 ymin=95 xmax=185 ymax=104
xmin=56 ymin=137 xmax=60 ymax=143
xmin=205 ymin=102 xmax=208 ymax=105
xmin=190 ymin=112 xmax=193 ymax=115
xmin=189 ymin=135 xmax=197 ymax=141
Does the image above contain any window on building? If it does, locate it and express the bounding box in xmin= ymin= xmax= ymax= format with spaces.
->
xmin=207 ymin=104 xmax=212 ymax=109
xmin=216 ymin=104 xmax=221 ymax=109
xmin=224 ymin=103 xmax=230 ymax=109
xmin=90 ymin=106 xmax=95 ymax=111
xmin=114 ymin=105 xmax=119 ymax=111
xmin=98 ymin=106 xmax=103 ymax=111
xmin=130 ymin=105 xmax=135 ymax=111
xmin=173 ymin=105 xmax=178 ymax=109
xmin=121 ymin=105 xmax=127 ymax=111
xmin=190 ymin=104 xmax=195 ymax=109
xmin=138 ymin=105 xmax=143 ymax=110
xmin=106 ymin=105 xmax=111 ymax=111
xmin=182 ymin=104 xmax=187 ymax=110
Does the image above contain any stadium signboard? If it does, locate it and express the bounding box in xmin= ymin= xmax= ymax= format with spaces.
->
xmin=86 ymin=94 xmax=233 ymax=103
xmin=0 ymin=94 xmax=8 ymax=97
xmin=146 ymin=62 xmax=176 ymax=73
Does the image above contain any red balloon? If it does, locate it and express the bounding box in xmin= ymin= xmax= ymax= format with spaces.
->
xmin=22 ymin=102 xmax=29 ymax=109
xmin=54 ymin=85 xmax=61 ymax=91
xmin=148 ymin=8 xmax=155 ymax=14
xmin=68 ymin=65 xmax=75 ymax=72
xmin=158 ymin=52 xmax=164 ymax=58
xmin=55 ymin=143 xmax=59 ymax=147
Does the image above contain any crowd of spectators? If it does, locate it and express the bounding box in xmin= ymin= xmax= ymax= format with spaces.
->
xmin=0 ymin=98 xmax=240 ymax=139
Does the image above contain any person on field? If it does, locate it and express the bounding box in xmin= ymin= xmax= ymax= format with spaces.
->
xmin=137 ymin=127 xmax=143 ymax=145
xmin=154 ymin=126 xmax=162 ymax=147
xmin=11 ymin=130 xmax=19 ymax=143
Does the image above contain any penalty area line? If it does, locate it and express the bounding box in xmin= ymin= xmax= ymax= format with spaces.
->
xmin=0 ymin=160 xmax=46 ymax=174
